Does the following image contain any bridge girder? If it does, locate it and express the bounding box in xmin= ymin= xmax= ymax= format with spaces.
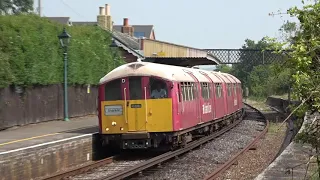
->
xmin=205 ymin=49 xmax=290 ymax=64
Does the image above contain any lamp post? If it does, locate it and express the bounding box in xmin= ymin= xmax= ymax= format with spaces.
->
xmin=58 ymin=27 xmax=71 ymax=121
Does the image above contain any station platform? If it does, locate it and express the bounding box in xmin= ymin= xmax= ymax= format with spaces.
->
xmin=0 ymin=115 xmax=98 ymax=153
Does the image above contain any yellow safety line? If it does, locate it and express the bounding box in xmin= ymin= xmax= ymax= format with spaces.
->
xmin=0 ymin=132 xmax=61 ymax=146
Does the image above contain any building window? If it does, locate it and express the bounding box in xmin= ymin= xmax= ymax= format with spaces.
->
xmin=134 ymin=32 xmax=145 ymax=38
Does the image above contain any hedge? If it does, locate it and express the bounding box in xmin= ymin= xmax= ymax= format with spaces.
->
xmin=0 ymin=14 xmax=124 ymax=88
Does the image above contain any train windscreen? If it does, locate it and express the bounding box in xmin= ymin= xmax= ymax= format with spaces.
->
xmin=104 ymin=79 xmax=122 ymax=101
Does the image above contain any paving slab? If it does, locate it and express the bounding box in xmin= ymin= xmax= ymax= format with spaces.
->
xmin=255 ymin=112 xmax=318 ymax=180
xmin=0 ymin=115 xmax=98 ymax=153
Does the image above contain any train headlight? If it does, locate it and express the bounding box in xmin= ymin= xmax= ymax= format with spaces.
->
xmin=120 ymin=127 xmax=124 ymax=131
xmin=105 ymin=128 xmax=109 ymax=131
xmin=111 ymin=121 xmax=117 ymax=126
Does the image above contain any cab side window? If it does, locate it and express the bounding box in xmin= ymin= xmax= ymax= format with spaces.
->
xmin=149 ymin=78 xmax=168 ymax=99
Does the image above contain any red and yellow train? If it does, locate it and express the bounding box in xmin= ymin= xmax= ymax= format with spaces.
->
xmin=98 ymin=62 xmax=243 ymax=150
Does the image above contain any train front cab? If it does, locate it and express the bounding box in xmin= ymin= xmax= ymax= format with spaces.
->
xmin=99 ymin=76 xmax=174 ymax=149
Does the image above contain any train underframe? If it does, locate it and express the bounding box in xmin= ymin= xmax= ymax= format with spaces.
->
xmin=101 ymin=109 xmax=244 ymax=150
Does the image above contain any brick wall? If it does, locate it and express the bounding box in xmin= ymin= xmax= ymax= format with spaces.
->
xmin=0 ymin=134 xmax=111 ymax=180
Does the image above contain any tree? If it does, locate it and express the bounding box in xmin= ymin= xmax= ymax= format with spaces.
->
xmin=12 ymin=0 xmax=33 ymax=14
xmin=0 ymin=0 xmax=12 ymax=14
xmin=0 ymin=0 xmax=33 ymax=14
xmin=268 ymin=2 xmax=320 ymax=177
xmin=214 ymin=64 xmax=232 ymax=73
xmin=231 ymin=38 xmax=276 ymax=90
xmin=278 ymin=20 xmax=299 ymax=43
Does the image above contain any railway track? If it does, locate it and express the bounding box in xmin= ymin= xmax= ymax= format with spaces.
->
xmin=44 ymin=103 xmax=268 ymax=180
xmin=204 ymin=103 xmax=269 ymax=180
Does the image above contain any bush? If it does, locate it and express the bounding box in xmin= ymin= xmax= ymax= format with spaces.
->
xmin=0 ymin=14 xmax=124 ymax=88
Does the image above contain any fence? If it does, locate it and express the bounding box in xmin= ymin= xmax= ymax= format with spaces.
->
xmin=0 ymin=84 xmax=98 ymax=130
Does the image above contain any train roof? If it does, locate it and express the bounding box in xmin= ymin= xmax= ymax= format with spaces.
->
xmin=99 ymin=62 xmax=241 ymax=85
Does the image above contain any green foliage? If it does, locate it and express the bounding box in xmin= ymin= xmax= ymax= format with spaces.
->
xmin=0 ymin=0 xmax=33 ymax=14
xmin=278 ymin=20 xmax=299 ymax=43
xmin=214 ymin=64 xmax=232 ymax=73
xmin=230 ymin=37 xmax=291 ymax=98
xmin=268 ymin=1 xmax=320 ymax=175
xmin=0 ymin=14 xmax=124 ymax=87
xmin=0 ymin=52 xmax=13 ymax=88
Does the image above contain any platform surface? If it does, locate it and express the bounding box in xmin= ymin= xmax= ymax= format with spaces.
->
xmin=0 ymin=115 xmax=98 ymax=153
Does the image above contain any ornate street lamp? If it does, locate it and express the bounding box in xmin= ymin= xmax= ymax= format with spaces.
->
xmin=58 ymin=27 xmax=71 ymax=121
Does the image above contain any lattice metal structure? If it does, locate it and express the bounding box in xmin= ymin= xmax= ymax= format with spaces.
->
xmin=206 ymin=49 xmax=288 ymax=64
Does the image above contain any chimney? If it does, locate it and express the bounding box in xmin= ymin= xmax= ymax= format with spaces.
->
xmin=123 ymin=18 xmax=129 ymax=26
xmin=99 ymin=7 xmax=105 ymax=15
xmin=97 ymin=4 xmax=112 ymax=31
xmin=105 ymin=4 xmax=110 ymax=16
xmin=121 ymin=18 xmax=134 ymax=36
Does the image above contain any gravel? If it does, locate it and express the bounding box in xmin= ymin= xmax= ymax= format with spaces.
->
xmin=132 ymin=119 xmax=265 ymax=180
xmin=71 ymin=159 xmax=147 ymax=180
xmin=216 ymin=122 xmax=287 ymax=180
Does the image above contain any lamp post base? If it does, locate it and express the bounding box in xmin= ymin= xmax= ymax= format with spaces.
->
xmin=64 ymin=117 xmax=70 ymax=121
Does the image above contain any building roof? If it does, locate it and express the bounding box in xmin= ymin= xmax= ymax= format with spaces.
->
xmin=46 ymin=17 xmax=70 ymax=25
xmin=112 ymin=31 xmax=140 ymax=50
xmin=113 ymin=25 xmax=154 ymax=38
xmin=71 ymin=22 xmax=154 ymax=38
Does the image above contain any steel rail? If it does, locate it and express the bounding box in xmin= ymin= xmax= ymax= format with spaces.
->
xmin=100 ymin=118 xmax=243 ymax=180
xmin=204 ymin=102 xmax=269 ymax=180
xmin=42 ymin=156 xmax=115 ymax=180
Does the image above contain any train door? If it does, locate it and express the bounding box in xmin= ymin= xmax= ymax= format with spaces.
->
xmin=184 ymin=71 xmax=202 ymax=125
xmin=127 ymin=76 xmax=147 ymax=132
xmin=214 ymin=74 xmax=228 ymax=115
xmin=199 ymin=71 xmax=215 ymax=122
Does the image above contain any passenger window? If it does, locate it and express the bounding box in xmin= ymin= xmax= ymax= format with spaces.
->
xmin=234 ymin=84 xmax=237 ymax=95
xmin=105 ymin=79 xmax=122 ymax=101
xmin=215 ymin=83 xmax=222 ymax=98
xmin=201 ymin=82 xmax=210 ymax=100
xmin=129 ymin=77 xmax=142 ymax=100
xmin=149 ymin=78 xmax=168 ymax=99
xmin=181 ymin=82 xmax=186 ymax=101
xmin=178 ymin=84 xmax=181 ymax=102
xmin=192 ymin=83 xmax=198 ymax=99
xmin=227 ymin=84 xmax=232 ymax=96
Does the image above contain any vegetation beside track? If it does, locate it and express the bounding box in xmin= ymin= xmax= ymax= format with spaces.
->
xmin=0 ymin=14 xmax=124 ymax=88
xmin=216 ymin=122 xmax=287 ymax=180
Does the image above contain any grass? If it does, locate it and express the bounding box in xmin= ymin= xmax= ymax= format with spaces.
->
xmin=244 ymin=97 xmax=271 ymax=111
xmin=309 ymin=163 xmax=320 ymax=180
xmin=270 ymin=94 xmax=289 ymax=99
xmin=267 ymin=122 xmax=286 ymax=134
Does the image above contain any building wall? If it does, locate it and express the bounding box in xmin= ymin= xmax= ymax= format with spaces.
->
xmin=143 ymin=39 xmax=187 ymax=57
xmin=142 ymin=39 xmax=207 ymax=58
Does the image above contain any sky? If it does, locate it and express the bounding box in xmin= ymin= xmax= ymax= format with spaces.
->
xmin=33 ymin=0 xmax=303 ymax=49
